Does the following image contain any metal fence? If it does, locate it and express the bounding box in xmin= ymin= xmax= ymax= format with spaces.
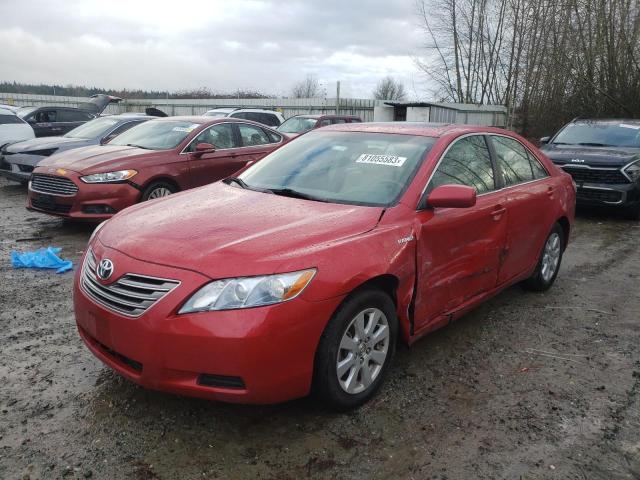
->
xmin=0 ymin=93 xmax=377 ymax=121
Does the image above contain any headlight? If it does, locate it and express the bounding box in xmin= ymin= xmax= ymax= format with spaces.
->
xmin=178 ymin=269 xmax=316 ymax=313
xmin=80 ymin=170 xmax=137 ymax=183
xmin=623 ymin=160 xmax=640 ymax=182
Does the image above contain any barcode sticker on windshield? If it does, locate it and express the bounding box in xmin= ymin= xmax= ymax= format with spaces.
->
xmin=356 ymin=154 xmax=407 ymax=167
xmin=172 ymin=124 xmax=199 ymax=132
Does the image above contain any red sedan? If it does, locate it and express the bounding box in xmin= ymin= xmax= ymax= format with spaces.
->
xmin=74 ymin=123 xmax=575 ymax=409
xmin=27 ymin=117 xmax=286 ymax=221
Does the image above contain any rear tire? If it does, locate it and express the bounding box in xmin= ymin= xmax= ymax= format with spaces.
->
xmin=141 ymin=181 xmax=177 ymax=202
xmin=313 ymin=289 xmax=398 ymax=410
xmin=524 ymin=223 xmax=564 ymax=292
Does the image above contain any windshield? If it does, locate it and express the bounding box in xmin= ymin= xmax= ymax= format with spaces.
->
xmin=109 ymin=120 xmax=200 ymax=150
xmin=17 ymin=107 xmax=37 ymax=119
xmin=552 ymin=122 xmax=640 ymax=148
xmin=64 ymin=117 xmax=120 ymax=139
xmin=239 ymin=131 xmax=436 ymax=207
xmin=277 ymin=117 xmax=318 ymax=134
xmin=203 ymin=110 xmax=231 ymax=118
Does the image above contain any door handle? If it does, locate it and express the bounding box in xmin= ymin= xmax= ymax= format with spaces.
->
xmin=546 ymin=186 xmax=555 ymax=196
xmin=491 ymin=205 xmax=506 ymax=220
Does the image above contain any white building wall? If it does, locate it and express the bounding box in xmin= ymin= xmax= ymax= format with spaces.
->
xmin=373 ymin=105 xmax=394 ymax=122
xmin=406 ymin=106 xmax=430 ymax=122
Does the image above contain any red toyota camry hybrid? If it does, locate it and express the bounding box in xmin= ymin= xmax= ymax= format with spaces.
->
xmin=74 ymin=123 xmax=575 ymax=409
xmin=27 ymin=117 xmax=286 ymax=221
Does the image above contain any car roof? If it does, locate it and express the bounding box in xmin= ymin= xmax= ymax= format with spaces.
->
xmin=317 ymin=122 xmax=511 ymax=138
xmin=150 ymin=116 xmax=211 ymax=124
xmin=0 ymin=107 xmax=16 ymax=115
xmin=289 ymin=114 xmax=360 ymax=120
xmin=572 ymin=118 xmax=640 ymax=124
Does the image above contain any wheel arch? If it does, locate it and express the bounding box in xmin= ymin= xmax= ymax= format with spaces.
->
xmin=138 ymin=176 xmax=181 ymax=200
xmin=557 ymin=216 xmax=570 ymax=250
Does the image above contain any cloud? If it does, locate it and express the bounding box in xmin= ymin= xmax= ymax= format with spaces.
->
xmin=0 ymin=0 xmax=425 ymax=98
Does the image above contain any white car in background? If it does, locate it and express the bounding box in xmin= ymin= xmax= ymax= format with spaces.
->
xmin=0 ymin=107 xmax=35 ymax=148
xmin=202 ymin=108 xmax=285 ymax=127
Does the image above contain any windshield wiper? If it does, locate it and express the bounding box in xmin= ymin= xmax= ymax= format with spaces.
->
xmin=224 ymin=176 xmax=249 ymax=189
xmin=126 ymin=143 xmax=150 ymax=149
xmin=267 ymin=187 xmax=329 ymax=202
xmin=576 ymin=142 xmax=612 ymax=147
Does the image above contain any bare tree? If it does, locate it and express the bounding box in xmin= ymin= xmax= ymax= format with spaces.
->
xmin=372 ymin=76 xmax=407 ymax=100
xmin=415 ymin=0 xmax=640 ymax=137
xmin=291 ymin=74 xmax=321 ymax=98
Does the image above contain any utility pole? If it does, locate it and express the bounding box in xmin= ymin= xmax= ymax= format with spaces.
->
xmin=336 ymin=81 xmax=340 ymax=115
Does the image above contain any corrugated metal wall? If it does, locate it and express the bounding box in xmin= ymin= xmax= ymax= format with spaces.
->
xmin=0 ymin=93 xmax=377 ymax=121
xmin=429 ymin=106 xmax=507 ymax=126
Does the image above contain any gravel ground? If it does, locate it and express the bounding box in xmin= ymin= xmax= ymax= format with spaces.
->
xmin=1 ymin=177 xmax=639 ymax=480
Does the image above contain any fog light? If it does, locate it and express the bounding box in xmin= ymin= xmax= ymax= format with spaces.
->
xmin=82 ymin=204 xmax=116 ymax=214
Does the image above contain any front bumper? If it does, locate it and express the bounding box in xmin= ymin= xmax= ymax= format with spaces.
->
xmin=0 ymin=153 xmax=42 ymax=183
xmin=27 ymin=170 xmax=141 ymax=221
xmin=74 ymin=244 xmax=342 ymax=404
xmin=575 ymin=182 xmax=640 ymax=207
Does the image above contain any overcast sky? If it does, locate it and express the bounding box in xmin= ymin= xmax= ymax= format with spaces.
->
xmin=0 ymin=0 xmax=427 ymax=99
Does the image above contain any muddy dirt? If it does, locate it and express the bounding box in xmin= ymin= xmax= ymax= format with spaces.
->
xmin=1 ymin=177 xmax=639 ymax=479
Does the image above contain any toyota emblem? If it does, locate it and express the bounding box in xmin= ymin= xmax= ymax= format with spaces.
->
xmin=97 ymin=259 xmax=114 ymax=281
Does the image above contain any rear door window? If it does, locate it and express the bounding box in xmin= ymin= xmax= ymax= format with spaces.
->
xmin=58 ymin=110 xmax=92 ymax=122
xmin=35 ymin=110 xmax=57 ymax=123
xmin=258 ymin=113 xmax=280 ymax=127
xmin=490 ymin=135 xmax=536 ymax=186
xmin=332 ymin=118 xmax=347 ymax=124
xmin=319 ymin=119 xmax=331 ymax=127
xmin=186 ymin=123 xmax=238 ymax=151
xmin=429 ymin=135 xmax=495 ymax=194
xmin=238 ymin=123 xmax=272 ymax=146
xmin=528 ymin=151 xmax=549 ymax=179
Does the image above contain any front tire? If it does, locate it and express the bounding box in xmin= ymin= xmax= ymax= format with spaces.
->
xmin=524 ymin=223 xmax=564 ymax=291
xmin=313 ymin=289 xmax=398 ymax=410
xmin=141 ymin=181 xmax=177 ymax=202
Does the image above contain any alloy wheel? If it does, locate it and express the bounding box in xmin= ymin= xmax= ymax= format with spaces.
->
xmin=336 ymin=307 xmax=390 ymax=394
xmin=147 ymin=187 xmax=172 ymax=200
xmin=541 ymin=232 xmax=561 ymax=282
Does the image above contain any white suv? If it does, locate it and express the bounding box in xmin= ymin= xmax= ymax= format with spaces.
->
xmin=202 ymin=108 xmax=285 ymax=128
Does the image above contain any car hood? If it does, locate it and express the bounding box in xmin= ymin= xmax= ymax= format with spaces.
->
xmin=541 ymin=144 xmax=640 ymax=167
xmin=5 ymin=136 xmax=89 ymax=153
xmin=37 ymin=144 xmax=153 ymax=173
xmin=98 ymin=182 xmax=384 ymax=278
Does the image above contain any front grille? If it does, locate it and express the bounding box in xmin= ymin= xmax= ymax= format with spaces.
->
xmin=31 ymin=174 xmax=79 ymax=196
xmin=31 ymin=197 xmax=72 ymax=214
xmin=562 ymin=166 xmax=629 ymax=184
xmin=576 ymin=188 xmax=623 ymax=203
xmin=81 ymin=250 xmax=180 ymax=317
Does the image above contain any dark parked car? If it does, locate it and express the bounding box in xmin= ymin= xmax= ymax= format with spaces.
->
xmin=277 ymin=114 xmax=362 ymax=137
xmin=540 ymin=119 xmax=640 ymax=218
xmin=16 ymin=95 xmax=122 ymax=137
xmin=0 ymin=114 xmax=150 ymax=184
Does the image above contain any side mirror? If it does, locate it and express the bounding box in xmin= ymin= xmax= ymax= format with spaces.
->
xmin=427 ymin=184 xmax=477 ymax=209
xmin=539 ymin=136 xmax=550 ymax=145
xmin=100 ymin=134 xmax=116 ymax=145
xmin=192 ymin=142 xmax=215 ymax=156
